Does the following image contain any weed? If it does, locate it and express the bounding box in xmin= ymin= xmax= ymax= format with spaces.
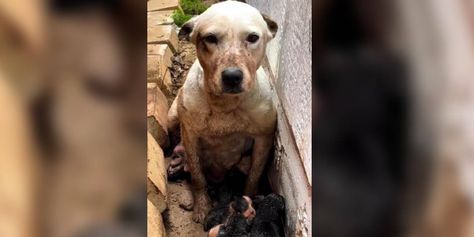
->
xmin=172 ymin=0 xmax=209 ymax=27
xmin=181 ymin=0 xmax=209 ymax=15
xmin=172 ymin=9 xmax=193 ymax=27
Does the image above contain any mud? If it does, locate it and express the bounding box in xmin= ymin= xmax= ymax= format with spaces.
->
xmin=163 ymin=179 xmax=207 ymax=237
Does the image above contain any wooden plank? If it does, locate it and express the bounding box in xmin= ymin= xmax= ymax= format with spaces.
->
xmin=147 ymin=83 xmax=170 ymax=148
xmin=148 ymin=178 xmax=167 ymax=213
xmin=148 ymin=199 xmax=167 ymax=237
xmin=148 ymin=24 xmax=179 ymax=53
xmin=148 ymin=0 xmax=179 ymax=12
xmin=148 ymin=10 xmax=175 ymax=25
xmin=147 ymin=44 xmax=173 ymax=84
xmin=0 ymin=72 xmax=38 ymax=237
xmin=147 ymin=132 xmax=167 ymax=198
xmin=147 ymin=45 xmax=173 ymax=97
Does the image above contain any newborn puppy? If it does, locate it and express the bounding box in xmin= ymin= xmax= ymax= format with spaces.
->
xmin=167 ymin=144 xmax=190 ymax=181
xmin=208 ymin=213 xmax=251 ymax=237
xmin=204 ymin=195 xmax=255 ymax=231
xmin=204 ymin=171 xmax=247 ymax=230
xmin=249 ymin=193 xmax=285 ymax=237
xmin=208 ymin=170 xmax=247 ymax=204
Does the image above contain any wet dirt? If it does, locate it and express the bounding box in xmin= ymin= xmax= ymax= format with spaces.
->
xmin=163 ymin=175 xmax=207 ymax=237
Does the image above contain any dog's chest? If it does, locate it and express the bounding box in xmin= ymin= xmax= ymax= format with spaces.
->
xmin=198 ymin=133 xmax=252 ymax=169
xmin=199 ymin=110 xmax=252 ymax=136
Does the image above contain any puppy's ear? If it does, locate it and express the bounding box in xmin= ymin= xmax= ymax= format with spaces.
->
xmin=178 ymin=16 xmax=199 ymax=42
xmin=261 ymin=13 xmax=278 ymax=38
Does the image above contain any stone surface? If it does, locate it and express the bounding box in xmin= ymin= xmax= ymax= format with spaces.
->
xmin=148 ymin=25 xmax=179 ymax=53
xmin=148 ymin=0 xmax=179 ymax=12
xmin=147 ymin=83 xmax=170 ymax=148
xmin=148 ymin=199 xmax=166 ymax=237
xmin=147 ymin=132 xmax=167 ymax=212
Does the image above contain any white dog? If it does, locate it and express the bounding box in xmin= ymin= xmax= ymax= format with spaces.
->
xmin=168 ymin=0 xmax=278 ymax=223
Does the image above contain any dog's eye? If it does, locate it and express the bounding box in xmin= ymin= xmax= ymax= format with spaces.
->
xmin=204 ymin=34 xmax=218 ymax=44
xmin=246 ymin=33 xmax=259 ymax=43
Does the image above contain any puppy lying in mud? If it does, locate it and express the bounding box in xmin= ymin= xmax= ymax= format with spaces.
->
xmin=205 ymin=195 xmax=256 ymax=231
xmin=204 ymin=171 xmax=250 ymax=231
xmin=167 ymin=0 xmax=278 ymax=223
xmin=208 ymin=193 xmax=285 ymax=237
xmin=209 ymin=212 xmax=250 ymax=237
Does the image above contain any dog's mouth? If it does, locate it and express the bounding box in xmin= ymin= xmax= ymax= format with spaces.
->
xmin=222 ymin=85 xmax=244 ymax=94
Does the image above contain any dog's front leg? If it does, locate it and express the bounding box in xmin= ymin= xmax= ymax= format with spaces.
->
xmin=181 ymin=126 xmax=211 ymax=223
xmin=244 ymin=134 xmax=274 ymax=196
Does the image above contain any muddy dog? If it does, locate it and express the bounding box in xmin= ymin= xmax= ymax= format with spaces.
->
xmin=168 ymin=1 xmax=278 ymax=223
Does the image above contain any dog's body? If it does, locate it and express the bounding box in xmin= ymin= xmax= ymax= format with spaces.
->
xmin=168 ymin=1 xmax=278 ymax=223
xmin=176 ymin=61 xmax=275 ymax=179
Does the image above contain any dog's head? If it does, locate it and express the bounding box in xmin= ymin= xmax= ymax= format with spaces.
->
xmin=179 ymin=1 xmax=277 ymax=95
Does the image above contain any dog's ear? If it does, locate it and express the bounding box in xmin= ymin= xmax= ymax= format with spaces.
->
xmin=178 ymin=16 xmax=199 ymax=42
xmin=261 ymin=13 xmax=278 ymax=38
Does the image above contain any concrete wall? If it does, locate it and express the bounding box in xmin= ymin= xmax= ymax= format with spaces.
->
xmin=247 ymin=0 xmax=312 ymax=236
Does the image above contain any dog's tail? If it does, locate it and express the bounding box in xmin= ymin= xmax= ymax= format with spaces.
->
xmin=167 ymin=90 xmax=180 ymax=131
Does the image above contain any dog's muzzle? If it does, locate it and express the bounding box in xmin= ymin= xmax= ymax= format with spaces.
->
xmin=221 ymin=67 xmax=243 ymax=94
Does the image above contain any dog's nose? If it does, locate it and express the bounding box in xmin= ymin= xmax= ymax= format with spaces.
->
xmin=222 ymin=67 xmax=243 ymax=86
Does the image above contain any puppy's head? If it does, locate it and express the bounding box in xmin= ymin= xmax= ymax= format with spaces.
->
xmin=179 ymin=1 xmax=278 ymax=96
xmin=229 ymin=195 xmax=256 ymax=220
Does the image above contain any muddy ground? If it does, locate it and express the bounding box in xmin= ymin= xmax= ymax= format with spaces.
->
xmin=164 ymin=39 xmax=208 ymax=237
xmin=163 ymin=160 xmax=207 ymax=237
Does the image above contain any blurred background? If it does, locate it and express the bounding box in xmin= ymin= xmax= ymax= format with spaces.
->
xmin=316 ymin=0 xmax=474 ymax=237
xmin=0 ymin=0 xmax=146 ymax=236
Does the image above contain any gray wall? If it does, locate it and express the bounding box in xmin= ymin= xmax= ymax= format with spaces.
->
xmin=249 ymin=0 xmax=312 ymax=180
xmin=248 ymin=0 xmax=312 ymax=236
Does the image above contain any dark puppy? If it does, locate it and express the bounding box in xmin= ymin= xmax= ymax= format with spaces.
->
xmin=208 ymin=171 xmax=247 ymax=204
xmin=204 ymin=171 xmax=248 ymax=231
xmin=209 ymin=213 xmax=251 ymax=237
xmin=249 ymin=193 xmax=285 ymax=237
xmin=205 ymin=195 xmax=255 ymax=231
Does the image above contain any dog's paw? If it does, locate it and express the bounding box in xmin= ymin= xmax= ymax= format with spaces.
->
xmin=192 ymin=194 xmax=211 ymax=223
